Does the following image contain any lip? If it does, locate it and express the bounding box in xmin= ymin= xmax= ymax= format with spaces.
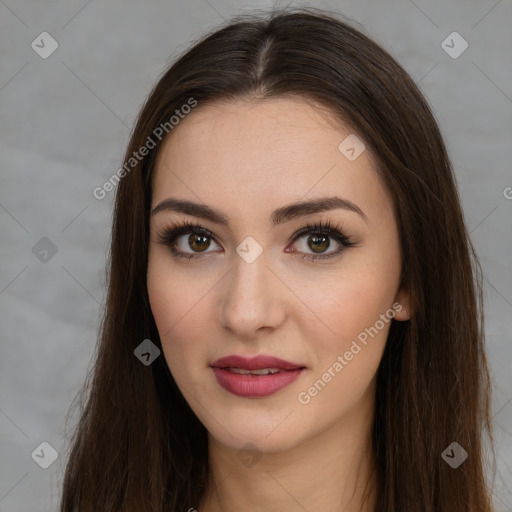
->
xmin=211 ymin=354 xmax=306 ymax=371
xmin=210 ymin=354 xmax=307 ymax=398
xmin=211 ymin=367 xmax=305 ymax=397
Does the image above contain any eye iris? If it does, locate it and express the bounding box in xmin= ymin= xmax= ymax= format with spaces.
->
xmin=308 ymin=234 xmax=329 ymax=253
xmin=189 ymin=234 xmax=210 ymax=252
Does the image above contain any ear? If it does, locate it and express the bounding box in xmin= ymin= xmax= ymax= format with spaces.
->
xmin=393 ymin=287 xmax=411 ymax=321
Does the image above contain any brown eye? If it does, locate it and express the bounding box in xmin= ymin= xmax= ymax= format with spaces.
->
xmin=157 ymin=220 xmax=355 ymax=262
xmin=156 ymin=223 xmax=221 ymax=260
xmin=288 ymin=220 xmax=355 ymax=261
xmin=187 ymin=234 xmax=211 ymax=252
xmin=307 ymin=234 xmax=330 ymax=253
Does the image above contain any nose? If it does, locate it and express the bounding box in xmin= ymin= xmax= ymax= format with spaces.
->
xmin=219 ymin=248 xmax=286 ymax=339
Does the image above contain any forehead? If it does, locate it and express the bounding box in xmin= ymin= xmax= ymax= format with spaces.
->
xmin=151 ymin=97 xmax=390 ymax=225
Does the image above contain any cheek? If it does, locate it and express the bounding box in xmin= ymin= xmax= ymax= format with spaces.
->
xmin=306 ymin=277 xmax=392 ymax=362
xmin=299 ymin=242 xmax=401 ymax=375
xmin=146 ymin=252 xmax=214 ymax=375
xmin=295 ymin=275 xmax=396 ymax=414
xmin=147 ymin=255 xmax=179 ymax=338
xmin=147 ymin=249 xmax=196 ymax=335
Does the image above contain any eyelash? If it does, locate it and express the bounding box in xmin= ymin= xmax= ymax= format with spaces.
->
xmin=155 ymin=219 xmax=356 ymax=262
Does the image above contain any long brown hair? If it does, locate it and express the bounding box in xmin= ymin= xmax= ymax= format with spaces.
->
xmin=59 ymin=7 xmax=495 ymax=511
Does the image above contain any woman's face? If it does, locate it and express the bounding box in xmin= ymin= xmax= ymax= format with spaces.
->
xmin=147 ymin=97 xmax=409 ymax=453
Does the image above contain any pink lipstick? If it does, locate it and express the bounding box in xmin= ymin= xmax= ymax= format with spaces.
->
xmin=210 ymin=354 xmax=306 ymax=398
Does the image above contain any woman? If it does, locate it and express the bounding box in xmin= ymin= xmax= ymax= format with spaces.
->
xmin=60 ymin=7 xmax=495 ymax=511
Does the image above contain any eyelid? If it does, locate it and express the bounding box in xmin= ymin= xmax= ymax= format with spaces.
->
xmin=155 ymin=219 xmax=355 ymax=261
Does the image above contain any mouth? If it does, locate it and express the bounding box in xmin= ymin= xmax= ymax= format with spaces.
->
xmin=210 ymin=354 xmax=307 ymax=397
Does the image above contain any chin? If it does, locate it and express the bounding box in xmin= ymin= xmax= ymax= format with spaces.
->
xmin=206 ymin=417 xmax=304 ymax=454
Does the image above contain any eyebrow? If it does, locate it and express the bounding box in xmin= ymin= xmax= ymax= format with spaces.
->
xmin=151 ymin=196 xmax=368 ymax=225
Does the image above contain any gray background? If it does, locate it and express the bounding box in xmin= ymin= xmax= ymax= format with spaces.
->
xmin=1 ymin=1 xmax=511 ymax=510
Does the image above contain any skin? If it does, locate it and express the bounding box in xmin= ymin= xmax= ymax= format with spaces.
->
xmin=147 ymin=97 xmax=411 ymax=512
